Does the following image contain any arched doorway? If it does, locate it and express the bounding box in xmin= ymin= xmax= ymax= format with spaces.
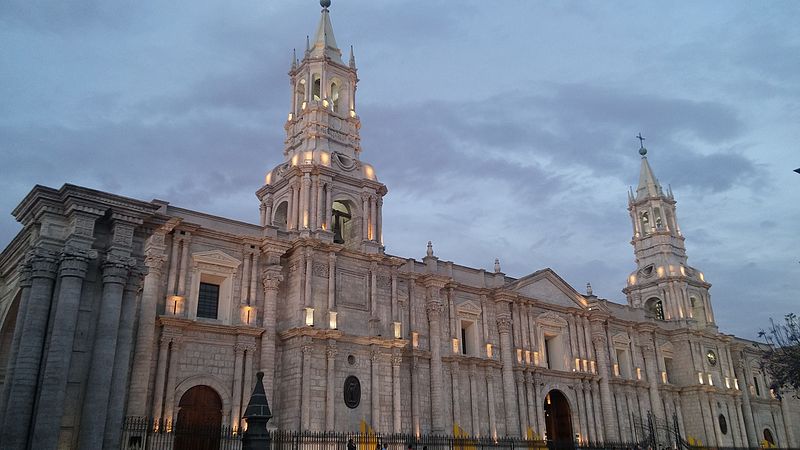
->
xmin=544 ymin=389 xmax=573 ymax=448
xmin=763 ymin=428 xmax=775 ymax=447
xmin=174 ymin=385 xmax=223 ymax=450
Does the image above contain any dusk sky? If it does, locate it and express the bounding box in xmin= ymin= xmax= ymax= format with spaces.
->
xmin=2 ymin=1 xmax=798 ymax=340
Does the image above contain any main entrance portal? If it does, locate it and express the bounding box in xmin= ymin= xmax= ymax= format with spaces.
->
xmin=544 ymin=389 xmax=573 ymax=446
xmin=174 ymin=385 xmax=223 ymax=450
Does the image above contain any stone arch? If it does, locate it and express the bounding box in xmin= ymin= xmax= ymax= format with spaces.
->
xmin=644 ymin=297 xmax=664 ymax=320
xmin=762 ymin=426 xmax=776 ymax=447
xmin=540 ymin=386 xmax=577 ymax=444
xmin=172 ymin=374 xmax=232 ymax=425
xmin=0 ymin=289 xmax=22 ymax=385
xmin=273 ymin=200 xmax=289 ymax=229
xmin=331 ymin=191 xmax=364 ymax=246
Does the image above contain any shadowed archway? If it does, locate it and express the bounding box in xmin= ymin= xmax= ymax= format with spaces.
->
xmin=175 ymin=385 xmax=223 ymax=450
xmin=544 ymin=389 xmax=573 ymax=448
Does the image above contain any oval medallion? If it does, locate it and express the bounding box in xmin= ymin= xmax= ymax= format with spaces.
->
xmin=343 ymin=375 xmax=361 ymax=409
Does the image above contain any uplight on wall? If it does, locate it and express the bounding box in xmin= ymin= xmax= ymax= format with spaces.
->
xmin=411 ymin=332 xmax=419 ymax=349
xmin=661 ymin=371 xmax=668 ymax=384
xmin=452 ymin=338 xmax=460 ymax=354
xmin=170 ymin=296 xmax=184 ymax=316
xmin=525 ymin=350 xmax=531 ymax=365
xmin=575 ymin=358 xmax=581 ymax=371
xmin=707 ymin=373 xmax=713 ymax=386
xmin=636 ymin=367 xmax=642 ymax=380
xmin=590 ymin=361 xmax=596 ymax=373
xmin=304 ymin=307 xmax=315 ymax=327
xmin=242 ymin=306 xmax=253 ymax=325
xmin=486 ymin=344 xmax=493 ymax=358
xmin=734 ymin=379 xmax=740 ymax=390
xmin=613 ymin=364 xmax=620 ymax=377
xmin=516 ymin=349 xmax=523 ymax=363
xmin=393 ymin=322 xmax=402 ymax=339
xmin=725 ymin=377 xmax=730 ymax=389
xmin=328 ymin=311 xmax=338 ymax=329
xmin=698 ymin=372 xmax=705 ymax=385
xmin=534 ymin=351 xmax=540 ymax=366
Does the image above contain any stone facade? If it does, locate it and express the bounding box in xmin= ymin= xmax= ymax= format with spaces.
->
xmin=0 ymin=3 xmax=798 ymax=449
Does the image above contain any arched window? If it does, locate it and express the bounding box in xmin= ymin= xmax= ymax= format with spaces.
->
xmin=690 ymin=296 xmax=706 ymax=323
xmin=640 ymin=211 xmax=651 ymax=235
xmin=330 ymin=80 xmax=340 ymax=113
xmin=645 ymin=297 xmax=665 ymax=320
xmin=332 ymin=200 xmax=353 ymax=245
xmin=295 ymin=79 xmax=306 ymax=113
xmin=273 ymin=201 xmax=288 ymax=230
xmin=653 ymin=207 xmax=664 ymax=230
xmin=763 ymin=428 xmax=775 ymax=447
xmin=312 ymin=74 xmax=321 ymax=101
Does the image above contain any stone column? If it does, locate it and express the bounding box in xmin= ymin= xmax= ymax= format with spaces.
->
xmin=525 ymin=371 xmax=536 ymax=438
xmin=166 ymin=235 xmax=180 ymax=295
xmin=361 ymin=193 xmax=369 ymax=240
xmin=151 ymin=335 xmax=172 ymax=424
xmin=592 ymin=331 xmax=619 ymax=441
xmin=371 ymin=348 xmax=381 ymax=431
xmin=516 ymin=370 xmax=527 ymax=436
xmin=31 ymin=244 xmax=93 ymax=449
xmin=0 ymin=262 xmax=31 ymax=429
xmin=241 ymin=251 xmax=251 ymax=303
xmin=699 ymin=392 xmax=716 ymax=445
xmin=325 ymin=341 xmax=337 ymax=430
xmin=411 ymin=356 xmax=420 ymax=436
xmin=231 ymin=343 xmax=245 ymax=430
xmin=77 ymin=255 xmax=133 ymax=450
xmin=470 ymin=365 xmax=480 ymax=436
xmin=127 ymin=232 xmax=167 ymax=417
xmin=311 ymin=176 xmax=319 ymax=230
xmin=376 ymin=197 xmax=383 ymax=244
xmin=177 ymin=233 xmax=190 ymax=296
xmin=103 ymin=269 xmax=145 ymax=450
xmin=328 ymin=252 xmax=336 ymax=312
xmin=583 ymin=381 xmax=596 ymax=441
xmin=709 ymin=394 xmax=724 ymax=446
xmin=780 ymin=392 xmax=796 ymax=448
xmin=300 ymin=341 xmax=313 ymax=429
xmin=265 ymin=195 xmax=273 ymax=227
xmin=315 ymin=181 xmax=324 ymax=231
xmin=497 ymin=312 xmax=520 ymax=437
xmin=304 ymin=248 xmax=313 ymax=308
xmin=486 ymin=372 xmax=498 ymax=439
xmin=260 ymin=267 xmax=283 ymax=405
xmin=369 ymin=195 xmax=377 ymax=241
xmin=452 ymin=360 xmax=461 ymax=430
xmin=300 ymin=174 xmax=310 ymax=229
xmin=243 ymin=344 xmax=255 ymax=417
xmin=591 ymin=382 xmax=604 ymax=441
xmin=733 ymin=360 xmax=757 ymax=445
xmin=0 ymin=249 xmax=58 ymax=449
xmin=426 ymin=290 xmax=446 ymax=434
xmin=642 ymin=341 xmax=664 ymax=421
xmin=288 ymin=184 xmax=296 ymax=230
xmin=392 ymin=353 xmax=402 ymax=433
xmin=162 ymin=337 xmax=182 ymax=426
xmin=325 ymin=184 xmax=333 ymax=231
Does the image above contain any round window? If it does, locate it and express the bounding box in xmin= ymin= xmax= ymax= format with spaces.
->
xmin=343 ymin=375 xmax=361 ymax=409
xmin=718 ymin=414 xmax=728 ymax=435
xmin=347 ymin=355 xmax=356 ymax=365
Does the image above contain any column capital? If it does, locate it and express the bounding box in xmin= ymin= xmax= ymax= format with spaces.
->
xmin=591 ymin=333 xmax=607 ymax=345
xmin=301 ymin=343 xmax=314 ymax=355
xmin=234 ymin=343 xmax=248 ymax=354
xmin=326 ymin=341 xmax=338 ymax=359
xmin=59 ymin=248 xmax=93 ymax=278
xmin=391 ymin=354 xmax=402 ymax=367
xmin=425 ymin=300 xmax=444 ymax=317
xmin=261 ymin=266 xmax=284 ymax=292
xmin=143 ymin=251 xmax=167 ymax=275
xmin=125 ymin=268 xmax=146 ymax=293
xmin=496 ymin=312 xmax=513 ymax=334
xmin=28 ymin=248 xmax=59 ymax=279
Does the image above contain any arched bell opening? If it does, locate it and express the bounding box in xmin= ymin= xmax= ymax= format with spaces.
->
xmin=543 ymin=389 xmax=573 ymax=447
xmin=273 ymin=201 xmax=288 ymax=230
xmin=331 ymin=200 xmax=354 ymax=245
xmin=645 ymin=297 xmax=665 ymax=321
xmin=174 ymin=385 xmax=223 ymax=450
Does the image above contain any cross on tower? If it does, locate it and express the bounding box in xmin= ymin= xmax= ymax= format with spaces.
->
xmin=636 ymin=132 xmax=646 ymax=149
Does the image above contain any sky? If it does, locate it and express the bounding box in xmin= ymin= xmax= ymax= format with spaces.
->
xmin=1 ymin=1 xmax=798 ymax=340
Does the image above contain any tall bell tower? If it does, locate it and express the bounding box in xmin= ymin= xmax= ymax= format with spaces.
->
xmin=622 ymin=136 xmax=715 ymax=328
xmin=256 ymin=0 xmax=386 ymax=253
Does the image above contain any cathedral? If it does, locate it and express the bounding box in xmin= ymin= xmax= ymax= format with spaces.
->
xmin=0 ymin=2 xmax=797 ymax=449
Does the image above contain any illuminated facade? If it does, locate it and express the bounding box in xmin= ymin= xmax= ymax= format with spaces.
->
xmin=0 ymin=2 xmax=797 ymax=449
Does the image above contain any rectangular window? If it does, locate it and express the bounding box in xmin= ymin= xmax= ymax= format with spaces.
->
xmin=198 ymin=282 xmax=220 ymax=319
xmin=545 ymin=337 xmax=554 ymax=369
xmin=460 ymin=320 xmax=476 ymax=356
xmin=461 ymin=327 xmax=467 ymax=354
xmin=753 ymin=376 xmax=761 ymax=396
xmin=664 ymin=357 xmax=674 ymax=383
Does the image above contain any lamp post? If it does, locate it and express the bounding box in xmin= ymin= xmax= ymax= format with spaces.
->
xmin=242 ymin=371 xmax=272 ymax=450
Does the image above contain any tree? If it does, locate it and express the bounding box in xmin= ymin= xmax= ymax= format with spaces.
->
xmin=758 ymin=313 xmax=800 ymax=398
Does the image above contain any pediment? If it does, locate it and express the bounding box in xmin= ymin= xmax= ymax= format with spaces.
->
xmin=191 ymin=250 xmax=241 ymax=269
xmin=509 ymin=269 xmax=587 ymax=309
xmin=456 ymin=300 xmax=482 ymax=316
xmin=612 ymin=332 xmax=631 ymax=345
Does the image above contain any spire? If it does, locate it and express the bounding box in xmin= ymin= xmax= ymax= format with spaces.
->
xmin=349 ymin=45 xmax=356 ymax=69
xmin=634 ymin=134 xmax=663 ymax=201
xmin=290 ymin=48 xmax=297 ymax=71
xmin=310 ymin=0 xmax=343 ymax=63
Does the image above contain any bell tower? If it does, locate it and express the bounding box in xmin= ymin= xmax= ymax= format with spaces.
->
xmin=622 ymin=136 xmax=715 ymax=328
xmin=256 ymin=0 xmax=386 ymax=253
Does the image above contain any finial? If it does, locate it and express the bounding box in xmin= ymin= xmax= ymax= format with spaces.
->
xmin=291 ymin=48 xmax=297 ymax=71
xmin=426 ymin=241 xmax=434 ymax=257
xmin=305 ymin=35 xmax=310 ymax=55
xmin=586 ymin=282 xmax=593 ymax=296
xmin=320 ymin=0 xmax=331 ymax=9
xmin=636 ymin=132 xmax=647 ymax=156
xmin=494 ymin=258 xmax=501 ymax=273
xmin=349 ymin=45 xmax=356 ymax=69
